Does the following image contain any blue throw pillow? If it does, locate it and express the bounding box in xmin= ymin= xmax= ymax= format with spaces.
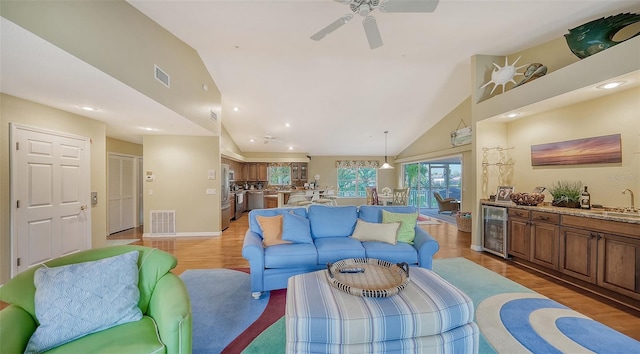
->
xmin=308 ymin=205 xmax=358 ymax=238
xmin=25 ymin=251 xmax=143 ymax=354
xmin=282 ymin=211 xmax=313 ymax=244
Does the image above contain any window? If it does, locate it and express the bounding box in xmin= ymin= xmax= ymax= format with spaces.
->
xmin=268 ymin=165 xmax=291 ymax=185
xmin=335 ymin=160 xmax=379 ymax=198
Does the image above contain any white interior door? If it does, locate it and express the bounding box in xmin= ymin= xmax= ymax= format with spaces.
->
xmin=108 ymin=154 xmax=135 ymax=234
xmin=11 ymin=124 xmax=91 ymax=275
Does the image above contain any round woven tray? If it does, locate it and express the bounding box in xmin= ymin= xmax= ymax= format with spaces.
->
xmin=326 ymin=258 xmax=409 ymax=297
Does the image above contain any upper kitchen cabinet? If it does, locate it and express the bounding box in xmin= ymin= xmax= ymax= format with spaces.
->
xmin=244 ymin=163 xmax=268 ymax=181
xmin=291 ymin=162 xmax=308 ymax=182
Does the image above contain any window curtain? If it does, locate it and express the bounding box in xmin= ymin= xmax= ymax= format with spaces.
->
xmin=335 ymin=160 xmax=380 ymax=168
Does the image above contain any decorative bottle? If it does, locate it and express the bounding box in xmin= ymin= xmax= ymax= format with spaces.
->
xmin=580 ymin=186 xmax=591 ymax=209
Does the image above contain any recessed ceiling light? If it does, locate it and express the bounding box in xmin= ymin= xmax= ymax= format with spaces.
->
xmin=141 ymin=127 xmax=157 ymax=131
xmin=288 ymin=146 xmax=293 ymax=150
xmin=233 ymin=107 xmax=239 ymax=112
xmin=285 ymin=123 xmax=290 ymax=127
xmin=249 ymin=138 xmax=255 ymax=143
xmin=79 ymin=106 xmax=97 ymax=111
xmin=505 ymin=112 xmax=520 ymax=118
xmin=596 ymin=81 xmax=626 ymax=90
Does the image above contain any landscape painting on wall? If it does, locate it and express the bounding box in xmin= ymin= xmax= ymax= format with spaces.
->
xmin=531 ymin=134 xmax=622 ymax=166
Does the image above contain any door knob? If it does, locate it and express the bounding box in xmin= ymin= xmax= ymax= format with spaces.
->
xmin=80 ymin=205 xmax=87 ymax=211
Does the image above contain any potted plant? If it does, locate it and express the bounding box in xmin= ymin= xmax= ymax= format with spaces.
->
xmin=547 ymin=180 xmax=583 ymax=208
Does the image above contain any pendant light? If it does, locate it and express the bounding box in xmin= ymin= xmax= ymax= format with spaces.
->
xmin=380 ymin=131 xmax=394 ymax=169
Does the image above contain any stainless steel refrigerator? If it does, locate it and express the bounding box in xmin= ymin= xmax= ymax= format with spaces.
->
xmin=221 ymin=164 xmax=231 ymax=230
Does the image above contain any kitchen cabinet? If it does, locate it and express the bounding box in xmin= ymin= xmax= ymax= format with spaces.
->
xmin=559 ymin=226 xmax=597 ymax=283
xmin=507 ymin=209 xmax=559 ymax=271
xmin=258 ymin=163 xmax=268 ymax=181
xmin=291 ymin=162 xmax=308 ymax=181
xmin=507 ymin=209 xmax=530 ymax=259
xmin=561 ymin=215 xmax=640 ymax=300
xmin=244 ymin=163 xmax=268 ymax=181
xmin=264 ymin=195 xmax=278 ymax=209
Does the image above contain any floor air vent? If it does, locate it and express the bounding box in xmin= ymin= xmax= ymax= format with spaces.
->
xmin=150 ymin=210 xmax=176 ymax=235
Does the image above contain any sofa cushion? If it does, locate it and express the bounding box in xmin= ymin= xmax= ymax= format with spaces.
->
xmin=282 ymin=211 xmax=313 ymax=244
xmin=358 ymin=205 xmax=417 ymax=223
xmin=26 ymin=251 xmax=143 ymax=354
xmin=249 ymin=208 xmax=308 ymax=236
xmin=256 ymin=215 xmax=290 ymax=247
xmin=361 ymin=242 xmax=419 ymax=264
xmin=44 ymin=316 xmax=164 ymax=354
xmin=382 ymin=210 xmax=419 ymax=244
xmin=308 ymin=205 xmax=358 ymax=239
xmin=351 ymin=219 xmax=400 ymax=245
xmin=265 ymin=243 xmax=318 ymax=268
xmin=315 ymin=237 xmax=366 ymax=264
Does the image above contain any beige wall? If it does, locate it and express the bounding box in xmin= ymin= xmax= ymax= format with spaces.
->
xmin=0 ymin=94 xmax=107 ymax=283
xmin=308 ymin=156 xmax=397 ymax=206
xmin=506 ymin=87 xmax=640 ymax=207
xmin=106 ymin=137 xmax=143 ymax=156
xmin=396 ymin=97 xmax=474 ymax=212
xmin=143 ymin=135 xmax=221 ymax=235
xmin=2 ymin=0 xmax=221 ymax=135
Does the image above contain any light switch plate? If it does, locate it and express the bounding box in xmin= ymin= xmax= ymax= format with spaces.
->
xmin=206 ymin=189 xmax=216 ymax=195
xmin=208 ymin=170 xmax=216 ymax=180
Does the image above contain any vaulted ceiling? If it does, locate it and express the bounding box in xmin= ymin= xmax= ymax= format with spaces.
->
xmin=2 ymin=1 xmax=638 ymax=156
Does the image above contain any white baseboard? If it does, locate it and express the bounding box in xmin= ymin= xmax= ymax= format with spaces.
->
xmin=470 ymin=244 xmax=483 ymax=252
xmin=142 ymin=231 xmax=221 ymax=238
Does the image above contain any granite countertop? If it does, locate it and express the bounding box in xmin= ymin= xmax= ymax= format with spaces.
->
xmin=481 ymin=200 xmax=640 ymax=225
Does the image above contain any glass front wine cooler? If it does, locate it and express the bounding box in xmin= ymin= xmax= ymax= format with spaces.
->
xmin=482 ymin=205 xmax=508 ymax=259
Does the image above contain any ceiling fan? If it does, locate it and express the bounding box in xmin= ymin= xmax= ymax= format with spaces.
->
xmin=261 ymin=133 xmax=286 ymax=145
xmin=311 ymin=0 xmax=439 ymax=49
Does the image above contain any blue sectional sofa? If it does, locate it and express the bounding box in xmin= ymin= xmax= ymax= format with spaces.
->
xmin=242 ymin=204 xmax=440 ymax=299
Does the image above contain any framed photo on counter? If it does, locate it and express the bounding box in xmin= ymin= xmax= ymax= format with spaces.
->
xmin=496 ymin=186 xmax=514 ymax=202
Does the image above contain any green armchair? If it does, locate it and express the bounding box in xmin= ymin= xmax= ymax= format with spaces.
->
xmin=0 ymin=245 xmax=191 ymax=354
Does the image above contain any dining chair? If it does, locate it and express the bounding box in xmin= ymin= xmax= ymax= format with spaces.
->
xmin=316 ymin=187 xmax=337 ymax=206
xmin=392 ymin=188 xmax=409 ymax=206
xmin=297 ymin=190 xmax=315 ymax=206
xmin=366 ymin=187 xmax=379 ymax=205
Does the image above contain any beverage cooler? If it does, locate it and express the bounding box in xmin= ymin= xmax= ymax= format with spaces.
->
xmin=482 ymin=205 xmax=508 ymax=259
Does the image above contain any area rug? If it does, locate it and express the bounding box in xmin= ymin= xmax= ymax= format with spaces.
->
xmin=417 ymin=214 xmax=440 ymax=225
xmin=182 ymin=258 xmax=639 ymax=353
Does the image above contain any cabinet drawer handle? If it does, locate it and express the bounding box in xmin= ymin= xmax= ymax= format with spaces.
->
xmin=539 ymin=216 xmax=549 ymax=220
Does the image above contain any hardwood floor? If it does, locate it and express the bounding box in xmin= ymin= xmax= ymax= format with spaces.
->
xmin=104 ymin=212 xmax=640 ymax=340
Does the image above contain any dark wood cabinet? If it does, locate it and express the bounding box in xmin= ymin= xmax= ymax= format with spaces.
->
xmin=559 ymin=226 xmax=597 ymax=283
xmin=258 ymin=163 xmax=268 ymax=181
xmin=264 ymin=195 xmax=278 ymax=209
xmin=507 ymin=209 xmax=559 ymax=270
xmin=529 ymin=212 xmax=559 ymax=270
xmin=508 ymin=213 xmax=530 ymax=259
xmin=597 ymin=232 xmax=640 ymax=299
xmin=291 ymin=162 xmax=308 ymax=182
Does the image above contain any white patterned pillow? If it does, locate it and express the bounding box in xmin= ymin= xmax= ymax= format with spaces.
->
xmin=25 ymin=251 xmax=143 ymax=354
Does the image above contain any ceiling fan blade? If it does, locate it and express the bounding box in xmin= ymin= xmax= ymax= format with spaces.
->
xmin=333 ymin=0 xmax=353 ymax=4
xmin=379 ymin=0 xmax=439 ymax=13
xmin=310 ymin=14 xmax=354 ymax=41
xmin=362 ymin=16 xmax=383 ymax=49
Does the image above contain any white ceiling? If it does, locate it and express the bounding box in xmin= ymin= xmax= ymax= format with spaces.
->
xmin=2 ymin=1 xmax=639 ymax=156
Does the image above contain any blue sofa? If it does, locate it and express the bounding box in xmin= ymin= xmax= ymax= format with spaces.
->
xmin=242 ymin=204 xmax=440 ymax=299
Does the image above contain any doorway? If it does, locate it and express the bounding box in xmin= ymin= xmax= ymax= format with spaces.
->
xmin=402 ymin=156 xmax=462 ymax=212
xmin=108 ymin=153 xmax=136 ymax=234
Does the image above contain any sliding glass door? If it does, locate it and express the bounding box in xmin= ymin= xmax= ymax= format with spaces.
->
xmin=403 ymin=157 xmax=461 ymax=210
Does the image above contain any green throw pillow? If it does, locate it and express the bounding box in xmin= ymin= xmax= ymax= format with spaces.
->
xmin=382 ymin=210 xmax=418 ymax=244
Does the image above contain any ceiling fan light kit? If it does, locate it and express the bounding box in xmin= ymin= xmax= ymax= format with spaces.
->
xmin=311 ymin=0 xmax=439 ymax=49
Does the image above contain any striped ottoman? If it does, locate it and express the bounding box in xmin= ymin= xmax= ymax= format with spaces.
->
xmin=286 ymin=267 xmax=479 ymax=353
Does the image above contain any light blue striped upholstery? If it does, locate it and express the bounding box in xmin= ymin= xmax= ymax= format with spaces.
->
xmin=286 ymin=267 xmax=479 ymax=353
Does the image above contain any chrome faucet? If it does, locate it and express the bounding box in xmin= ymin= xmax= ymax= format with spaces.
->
xmin=622 ymin=189 xmax=636 ymax=212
